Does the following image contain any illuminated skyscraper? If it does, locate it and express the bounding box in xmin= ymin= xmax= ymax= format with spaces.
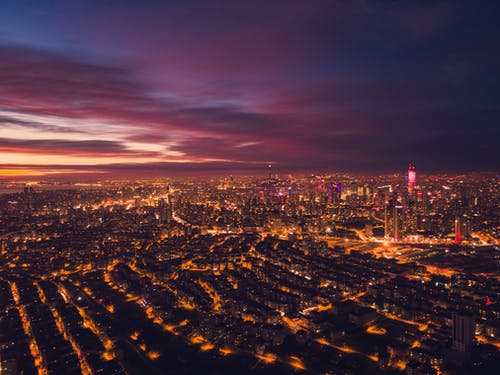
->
xmin=384 ymin=203 xmax=389 ymax=238
xmin=454 ymin=217 xmax=462 ymax=244
xmin=408 ymin=163 xmax=416 ymax=192
xmin=393 ymin=204 xmax=400 ymax=241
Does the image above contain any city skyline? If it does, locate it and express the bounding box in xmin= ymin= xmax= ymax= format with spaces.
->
xmin=1 ymin=0 xmax=500 ymax=177
xmin=1 ymin=3 xmax=499 ymax=373
xmin=0 ymin=172 xmax=498 ymax=374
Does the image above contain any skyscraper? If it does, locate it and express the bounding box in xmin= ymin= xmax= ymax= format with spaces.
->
xmin=454 ymin=217 xmax=461 ymax=244
xmin=393 ymin=204 xmax=402 ymax=241
xmin=158 ymin=198 xmax=172 ymax=225
xmin=384 ymin=202 xmax=389 ymax=238
xmin=408 ymin=163 xmax=416 ymax=192
xmin=452 ymin=313 xmax=475 ymax=352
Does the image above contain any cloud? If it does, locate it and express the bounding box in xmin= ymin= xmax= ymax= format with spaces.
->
xmin=0 ymin=0 xmax=499 ymax=173
xmin=0 ymin=137 xmax=158 ymax=156
xmin=0 ymin=112 xmax=86 ymax=134
xmin=0 ymin=44 xmax=157 ymax=119
xmin=0 ymin=44 xmax=284 ymax=137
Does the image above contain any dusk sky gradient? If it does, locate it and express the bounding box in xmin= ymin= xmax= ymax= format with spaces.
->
xmin=1 ymin=0 xmax=499 ymax=176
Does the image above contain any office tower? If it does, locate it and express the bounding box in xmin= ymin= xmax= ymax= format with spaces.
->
xmin=316 ymin=179 xmax=327 ymax=200
xmin=23 ymin=185 xmax=34 ymax=211
xmin=408 ymin=163 xmax=416 ymax=192
xmin=454 ymin=217 xmax=461 ymax=244
xmin=452 ymin=313 xmax=475 ymax=352
xmin=328 ymin=183 xmax=334 ymax=204
xmin=158 ymin=198 xmax=166 ymax=224
xmin=405 ymin=198 xmax=417 ymax=235
xmin=158 ymin=198 xmax=172 ymax=225
xmin=384 ymin=202 xmax=389 ymax=238
xmin=393 ymin=204 xmax=399 ymax=241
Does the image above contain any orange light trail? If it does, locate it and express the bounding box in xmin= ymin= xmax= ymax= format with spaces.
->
xmin=9 ymin=281 xmax=48 ymax=375
xmin=35 ymin=282 xmax=93 ymax=375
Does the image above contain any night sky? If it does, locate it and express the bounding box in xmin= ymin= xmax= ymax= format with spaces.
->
xmin=1 ymin=0 xmax=499 ymax=176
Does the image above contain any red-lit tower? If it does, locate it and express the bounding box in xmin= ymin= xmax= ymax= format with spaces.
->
xmin=408 ymin=163 xmax=416 ymax=192
xmin=454 ymin=217 xmax=461 ymax=244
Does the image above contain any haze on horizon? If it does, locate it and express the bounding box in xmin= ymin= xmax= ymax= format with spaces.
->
xmin=1 ymin=0 xmax=499 ymax=177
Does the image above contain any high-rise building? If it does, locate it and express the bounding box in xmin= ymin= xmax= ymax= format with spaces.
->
xmin=158 ymin=198 xmax=172 ymax=225
xmin=393 ymin=204 xmax=402 ymax=241
xmin=452 ymin=313 xmax=475 ymax=352
xmin=405 ymin=198 xmax=418 ymax=235
xmin=336 ymin=182 xmax=342 ymax=197
xmin=22 ymin=185 xmax=34 ymax=211
xmin=408 ymin=163 xmax=416 ymax=192
xmin=384 ymin=202 xmax=389 ymax=238
xmin=454 ymin=217 xmax=461 ymax=244
xmin=453 ymin=216 xmax=470 ymax=244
